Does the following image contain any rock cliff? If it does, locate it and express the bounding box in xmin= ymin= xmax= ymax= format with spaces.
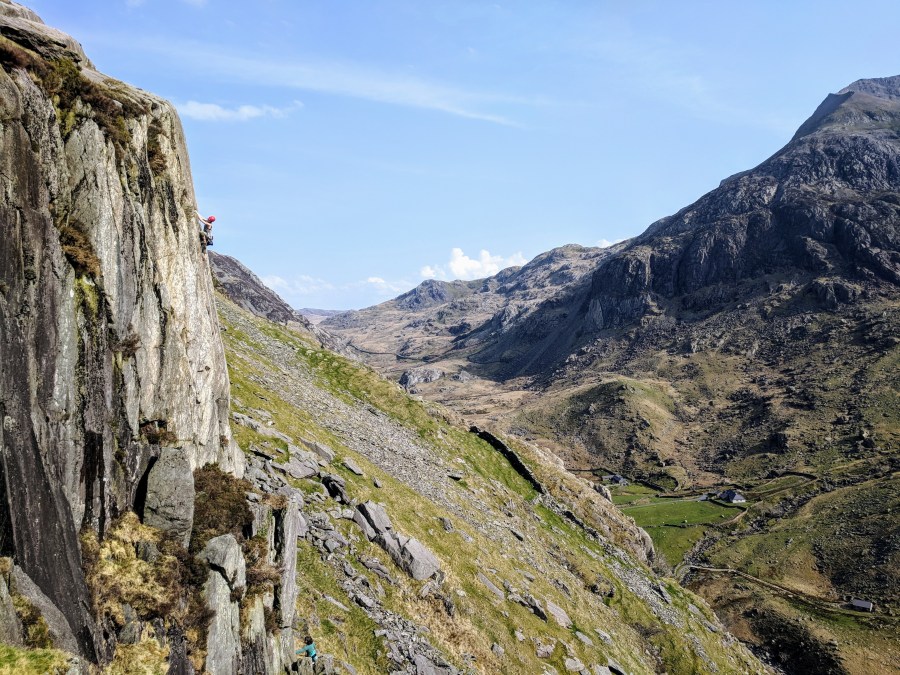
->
xmin=0 ymin=0 xmax=246 ymax=667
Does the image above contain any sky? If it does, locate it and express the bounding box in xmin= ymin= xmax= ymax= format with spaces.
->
xmin=29 ymin=0 xmax=900 ymax=309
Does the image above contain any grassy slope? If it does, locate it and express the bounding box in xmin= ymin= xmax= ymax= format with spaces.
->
xmin=218 ymin=296 xmax=767 ymax=675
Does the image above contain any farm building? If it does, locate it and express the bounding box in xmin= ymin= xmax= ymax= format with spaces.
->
xmin=718 ymin=489 xmax=747 ymax=503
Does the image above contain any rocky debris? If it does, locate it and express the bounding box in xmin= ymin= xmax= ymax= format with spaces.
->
xmin=357 ymin=501 xmax=393 ymax=535
xmin=198 ymin=535 xmax=246 ymax=593
xmin=143 ymin=449 xmax=195 ymax=549
xmin=232 ymin=412 xmax=292 ymax=444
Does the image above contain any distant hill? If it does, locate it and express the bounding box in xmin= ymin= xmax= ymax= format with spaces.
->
xmin=322 ymin=75 xmax=900 ymax=672
xmin=299 ymin=307 xmax=343 ymax=325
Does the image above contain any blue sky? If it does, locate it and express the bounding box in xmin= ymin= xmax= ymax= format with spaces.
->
xmin=30 ymin=0 xmax=900 ymax=309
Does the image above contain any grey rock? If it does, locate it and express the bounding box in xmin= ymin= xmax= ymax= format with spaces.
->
xmin=343 ymin=457 xmax=365 ymax=476
xmin=439 ymin=517 xmax=454 ymax=532
xmin=143 ymin=448 xmax=195 ymax=549
xmin=315 ymin=654 xmax=336 ymax=674
xmin=575 ymin=630 xmax=594 ymax=646
xmin=536 ymin=641 xmax=555 ymax=658
xmin=606 ymin=658 xmax=627 ymax=675
xmin=198 ymin=534 xmax=246 ymax=592
xmin=546 ymin=598 xmax=573 ymax=628
xmin=0 ymin=573 xmax=23 ymax=646
xmin=11 ymin=566 xmax=78 ymax=653
xmin=477 ymin=572 xmax=505 ymax=601
xmin=276 ymin=500 xmax=301 ymax=629
xmin=203 ymin=571 xmax=240 ymax=675
xmin=593 ymin=628 xmax=613 ymax=645
xmin=358 ymin=501 xmax=393 ymax=534
xmin=322 ymin=473 xmax=350 ymax=503
xmin=302 ymin=439 xmax=336 ymax=463
xmin=353 ymin=508 xmax=377 ymax=541
xmin=399 ymin=538 xmax=441 ymax=581
xmin=491 ymin=642 xmax=505 ymax=657
xmin=565 ymin=658 xmax=586 ymax=672
xmin=276 ymin=454 xmax=319 ymax=480
xmin=399 ymin=367 xmax=444 ymax=391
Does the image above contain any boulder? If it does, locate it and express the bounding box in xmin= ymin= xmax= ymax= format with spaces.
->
xmin=342 ymin=458 xmax=364 ymax=476
xmin=143 ymin=448 xmax=195 ymax=548
xmin=322 ymin=473 xmax=349 ymax=504
xmin=352 ymin=508 xmax=377 ymax=541
xmin=302 ymin=439 xmax=335 ymax=463
xmin=358 ymin=501 xmax=392 ymax=535
xmin=565 ymin=657 xmax=586 ymax=672
xmin=314 ymin=654 xmax=336 ymax=674
xmin=277 ymin=454 xmax=319 ymax=480
xmin=198 ymin=535 xmax=246 ymax=592
xmin=399 ymin=538 xmax=441 ymax=581
xmin=546 ymin=598 xmax=573 ymax=628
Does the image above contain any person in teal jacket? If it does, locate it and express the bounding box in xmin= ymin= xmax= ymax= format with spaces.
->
xmin=297 ymin=635 xmax=317 ymax=663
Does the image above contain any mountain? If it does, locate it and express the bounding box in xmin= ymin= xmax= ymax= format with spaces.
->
xmin=323 ymin=76 xmax=900 ymax=673
xmin=0 ymin=3 xmax=769 ymax=674
xmin=209 ymin=251 xmax=312 ymax=328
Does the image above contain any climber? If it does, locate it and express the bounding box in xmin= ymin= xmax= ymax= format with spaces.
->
xmin=197 ymin=212 xmax=216 ymax=248
xmin=296 ymin=635 xmax=317 ymax=664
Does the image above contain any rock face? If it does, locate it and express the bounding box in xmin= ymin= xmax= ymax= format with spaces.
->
xmin=0 ymin=0 xmax=242 ymax=662
xmin=143 ymin=448 xmax=195 ymax=548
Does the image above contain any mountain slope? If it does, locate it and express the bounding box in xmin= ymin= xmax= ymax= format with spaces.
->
xmin=218 ymin=293 xmax=769 ymax=674
xmin=322 ymin=76 xmax=900 ymax=674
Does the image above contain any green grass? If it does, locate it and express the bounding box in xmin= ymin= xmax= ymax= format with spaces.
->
xmin=622 ymin=499 xmax=736 ymax=527
xmin=294 ymin=542 xmax=390 ymax=675
xmin=645 ymin=525 xmax=709 ymax=566
xmin=0 ymin=644 xmax=70 ymax=675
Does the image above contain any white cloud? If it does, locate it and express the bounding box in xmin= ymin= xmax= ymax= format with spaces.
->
xmin=597 ymin=238 xmax=623 ymax=248
xmin=423 ymin=248 xmax=527 ymax=281
xmin=364 ymin=276 xmax=410 ymax=295
xmin=177 ymin=100 xmax=303 ymax=122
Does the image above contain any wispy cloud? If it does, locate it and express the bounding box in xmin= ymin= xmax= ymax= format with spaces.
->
xmin=580 ymin=33 xmax=794 ymax=134
xmin=262 ymin=274 xmax=334 ymax=297
xmin=597 ymin=238 xmax=623 ymax=248
xmin=107 ymin=36 xmax=532 ymax=126
xmin=177 ymin=100 xmax=303 ymax=122
xmin=422 ymin=247 xmax=526 ymax=281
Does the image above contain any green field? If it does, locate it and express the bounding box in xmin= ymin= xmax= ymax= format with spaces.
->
xmin=620 ymin=499 xmax=740 ymax=566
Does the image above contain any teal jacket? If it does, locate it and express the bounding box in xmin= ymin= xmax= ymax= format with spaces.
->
xmin=297 ymin=642 xmax=317 ymax=661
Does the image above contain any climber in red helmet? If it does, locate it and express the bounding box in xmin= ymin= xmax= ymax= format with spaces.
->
xmin=197 ymin=212 xmax=215 ymax=249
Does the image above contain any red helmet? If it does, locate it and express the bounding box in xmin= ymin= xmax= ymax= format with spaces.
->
xmin=207 ymin=215 xmax=216 ymax=223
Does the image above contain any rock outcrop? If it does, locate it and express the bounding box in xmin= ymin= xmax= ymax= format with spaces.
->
xmin=0 ymin=0 xmax=242 ymax=665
